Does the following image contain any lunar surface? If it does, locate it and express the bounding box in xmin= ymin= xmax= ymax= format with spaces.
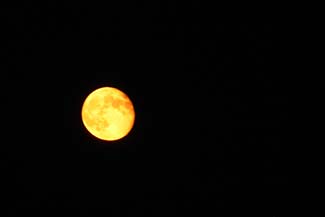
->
xmin=81 ymin=87 xmax=135 ymax=141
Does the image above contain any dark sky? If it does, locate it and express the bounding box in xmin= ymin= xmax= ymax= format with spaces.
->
xmin=2 ymin=2 xmax=289 ymax=217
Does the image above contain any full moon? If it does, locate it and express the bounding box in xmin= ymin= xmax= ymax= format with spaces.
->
xmin=81 ymin=87 xmax=135 ymax=141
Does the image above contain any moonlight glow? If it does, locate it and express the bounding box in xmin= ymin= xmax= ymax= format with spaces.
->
xmin=81 ymin=87 xmax=135 ymax=141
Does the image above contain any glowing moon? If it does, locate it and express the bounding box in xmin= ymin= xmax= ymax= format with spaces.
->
xmin=81 ymin=87 xmax=135 ymax=141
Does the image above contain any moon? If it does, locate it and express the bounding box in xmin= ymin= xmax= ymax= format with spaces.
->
xmin=81 ymin=87 xmax=135 ymax=141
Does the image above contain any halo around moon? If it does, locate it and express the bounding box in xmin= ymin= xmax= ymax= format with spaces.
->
xmin=81 ymin=87 xmax=135 ymax=141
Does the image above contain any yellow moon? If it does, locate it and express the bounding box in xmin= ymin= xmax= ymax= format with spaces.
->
xmin=81 ymin=87 xmax=135 ymax=141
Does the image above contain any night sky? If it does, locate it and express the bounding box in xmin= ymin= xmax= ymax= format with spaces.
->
xmin=2 ymin=2 xmax=289 ymax=217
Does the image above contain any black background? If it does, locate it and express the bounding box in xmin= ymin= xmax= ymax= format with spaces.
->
xmin=2 ymin=2 xmax=289 ymax=216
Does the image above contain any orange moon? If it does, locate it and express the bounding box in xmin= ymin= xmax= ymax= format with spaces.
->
xmin=81 ymin=87 xmax=135 ymax=141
